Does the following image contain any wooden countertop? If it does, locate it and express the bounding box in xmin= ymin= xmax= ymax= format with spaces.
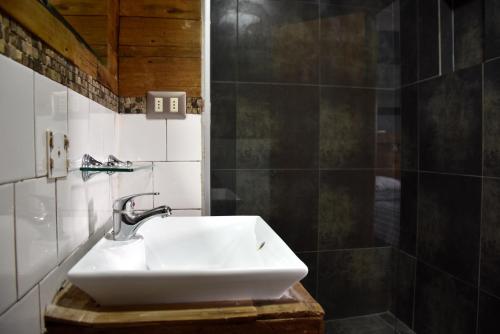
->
xmin=45 ymin=283 xmax=325 ymax=334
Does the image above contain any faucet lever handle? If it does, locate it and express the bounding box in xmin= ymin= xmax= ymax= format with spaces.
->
xmin=113 ymin=192 xmax=159 ymax=211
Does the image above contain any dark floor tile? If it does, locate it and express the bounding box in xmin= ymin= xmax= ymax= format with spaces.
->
xmin=238 ymin=0 xmax=319 ymax=83
xmin=297 ymin=252 xmax=318 ymax=298
xmin=320 ymin=87 xmax=375 ymax=169
xmin=418 ymin=0 xmax=440 ymax=80
xmin=399 ymin=171 xmax=417 ymax=255
xmin=400 ymin=85 xmax=418 ymax=171
xmin=454 ymin=0 xmax=484 ymax=70
xmin=236 ymin=84 xmax=319 ymax=169
xmin=320 ymin=4 xmax=379 ymax=87
xmin=211 ymin=0 xmax=237 ymax=81
xmin=485 ymin=0 xmax=500 ymax=60
xmin=211 ymin=83 xmax=236 ymax=169
xmin=400 ymin=0 xmax=418 ymax=85
xmin=419 ymin=66 xmax=482 ymax=175
xmin=484 ymin=59 xmax=500 ymax=177
xmin=318 ymin=247 xmax=392 ymax=319
xmin=418 ymin=173 xmax=481 ymax=284
xmin=393 ymin=251 xmax=416 ymax=329
xmin=376 ymin=90 xmax=400 ymax=169
xmin=440 ymin=0 xmax=453 ymax=75
xmin=325 ymin=314 xmax=394 ymax=334
xmin=478 ymin=291 xmax=500 ymax=334
xmin=319 ymin=170 xmax=376 ymax=250
xmin=235 ymin=170 xmax=318 ymax=252
xmin=480 ymin=178 xmax=500 ymax=297
xmin=210 ymin=170 xmax=237 ymax=215
xmin=414 ymin=262 xmax=477 ymax=334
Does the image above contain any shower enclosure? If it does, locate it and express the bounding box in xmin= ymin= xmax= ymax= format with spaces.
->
xmin=210 ymin=0 xmax=497 ymax=333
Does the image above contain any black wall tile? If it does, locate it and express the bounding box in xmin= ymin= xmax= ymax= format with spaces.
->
xmin=418 ymin=173 xmax=481 ymax=284
xmin=454 ymin=0 xmax=484 ymax=70
xmin=440 ymin=0 xmax=454 ymax=75
xmin=419 ymin=66 xmax=482 ymax=175
xmin=320 ymin=4 xmax=379 ymax=87
xmin=400 ymin=85 xmax=418 ymax=171
xmin=485 ymin=0 xmax=500 ymax=60
xmin=478 ymin=291 xmax=500 ymax=334
xmin=320 ymin=87 xmax=375 ymax=169
xmin=484 ymin=59 xmax=500 ymax=177
xmin=393 ymin=251 xmax=416 ymax=329
xmin=211 ymin=83 xmax=236 ymax=169
xmin=236 ymin=170 xmax=318 ymax=252
xmin=211 ymin=170 xmax=237 ymax=215
xmin=318 ymin=170 xmax=376 ymax=250
xmin=236 ymin=84 xmax=319 ymax=169
xmin=400 ymin=0 xmax=418 ymax=85
xmin=414 ymin=262 xmax=477 ymax=334
xmin=211 ymin=0 xmax=238 ymax=81
xmin=480 ymin=177 xmax=500 ymax=297
xmin=318 ymin=247 xmax=392 ymax=319
xmin=238 ymin=0 xmax=319 ymax=83
xmin=376 ymin=90 xmax=400 ymax=169
xmin=418 ymin=0 xmax=440 ymax=80
xmin=399 ymin=171 xmax=417 ymax=255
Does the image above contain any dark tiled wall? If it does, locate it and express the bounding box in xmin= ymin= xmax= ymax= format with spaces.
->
xmin=211 ymin=0 xmax=400 ymax=321
xmin=396 ymin=0 xmax=500 ymax=333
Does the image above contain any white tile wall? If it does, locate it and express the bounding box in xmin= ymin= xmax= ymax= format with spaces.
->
xmin=116 ymin=114 xmax=167 ymax=161
xmin=167 ymin=114 xmax=202 ymax=161
xmin=0 ymin=184 xmax=16 ymax=314
xmin=34 ymin=74 xmax=68 ymax=177
xmin=56 ymin=172 xmax=89 ymax=263
xmin=0 ymin=55 xmax=35 ymax=184
xmin=0 ymin=286 xmax=40 ymax=334
xmin=67 ymin=89 xmax=90 ymax=167
xmin=154 ymin=162 xmax=202 ymax=209
xmin=0 ymin=56 xmax=204 ymax=333
xmin=15 ymin=178 xmax=58 ymax=297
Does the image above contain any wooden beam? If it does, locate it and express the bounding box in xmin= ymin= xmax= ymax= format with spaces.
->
xmin=106 ymin=0 xmax=119 ymax=80
xmin=49 ymin=0 xmax=107 ymax=16
xmin=119 ymin=0 xmax=201 ymax=20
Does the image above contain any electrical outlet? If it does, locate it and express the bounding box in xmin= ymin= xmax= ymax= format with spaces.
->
xmin=154 ymin=97 xmax=163 ymax=112
xmin=170 ymin=97 xmax=179 ymax=113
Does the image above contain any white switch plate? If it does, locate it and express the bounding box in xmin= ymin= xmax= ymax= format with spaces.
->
xmin=154 ymin=97 xmax=163 ymax=112
xmin=170 ymin=97 xmax=179 ymax=113
xmin=46 ymin=130 xmax=68 ymax=179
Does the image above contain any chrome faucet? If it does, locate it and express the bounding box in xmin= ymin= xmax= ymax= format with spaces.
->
xmin=110 ymin=193 xmax=172 ymax=241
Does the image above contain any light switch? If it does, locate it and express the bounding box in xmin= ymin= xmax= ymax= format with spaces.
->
xmin=46 ymin=130 xmax=68 ymax=179
xmin=147 ymin=92 xmax=186 ymax=119
xmin=154 ymin=97 xmax=163 ymax=112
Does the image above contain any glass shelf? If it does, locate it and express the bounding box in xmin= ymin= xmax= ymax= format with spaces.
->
xmin=79 ymin=154 xmax=152 ymax=181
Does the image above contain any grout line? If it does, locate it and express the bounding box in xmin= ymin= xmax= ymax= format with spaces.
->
xmin=211 ymin=80 xmax=397 ymax=90
xmin=12 ymin=184 xmax=19 ymax=302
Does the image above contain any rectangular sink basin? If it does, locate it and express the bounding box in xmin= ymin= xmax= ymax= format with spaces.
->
xmin=68 ymin=216 xmax=308 ymax=306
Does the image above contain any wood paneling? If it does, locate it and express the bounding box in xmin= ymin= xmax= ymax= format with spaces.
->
xmin=64 ymin=16 xmax=107 ymax=45
xmin=119 ymin=57 xmax=201 ymax=96
xmin=118 ymin=0 xmax=201 ymax=98
xmin=50 ymin=0 xmax=107 ymax=15
xmin=120 ymin=0 xmax=201 ymax=20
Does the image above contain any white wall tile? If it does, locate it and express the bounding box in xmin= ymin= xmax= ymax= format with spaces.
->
xmin=0 ymin=55 xmax=35 ymax=183
xmin=154 ymin=162 xmax=202 ymax=209
xmin=116 ymin=114 xmax=166 ymax=161
xmin=0 ymin=285 xmax=40 ymax=334
xmin=15 ymin=178 xmax=57 ymax=297
xmin=56 ymin=172 xmax=89 ymax=263
xmin=170 ymin=209 xmax=202 ymax=217
xmin=167 ymin=114 xmax=202 ymax=161
xmin=112 ymin=164 xmax=154 ymax=210
xmin=0 ymin=184 xmax=16 ymax=314
xmin=89 ymin=101 xmax=115 ymax=162
xmin=34 ymin=73 xmax=68 ymax=176
xmin=86 ymin=174 xmax=112 ymax=234
xmin=67 ymin=90 xmax=89 ymax=167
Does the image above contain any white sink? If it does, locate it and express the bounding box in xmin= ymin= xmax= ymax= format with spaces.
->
xmin=68 ymin=216 xmax=308 ymax=306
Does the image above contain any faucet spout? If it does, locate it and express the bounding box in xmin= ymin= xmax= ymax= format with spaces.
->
xmin=110 ymin=193 xmax=172 ymax=241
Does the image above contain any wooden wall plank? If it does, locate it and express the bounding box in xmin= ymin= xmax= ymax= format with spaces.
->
xmin=49 ymin=0 xmax=107 ymax=16
xmin=119 ymin=45 xmax=200 ymax=58
xmin=119 ymin=57 xmax=201 ymax=96
xmin=119 ymin=17 xmax=200 ymax=48
xmin=107 ymin=0 xmax=119 ymax=79
xmin=63 ymin=16 xmax=107 ymax=45
xmin=119 ymin=0 xmax=201 ymax=20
